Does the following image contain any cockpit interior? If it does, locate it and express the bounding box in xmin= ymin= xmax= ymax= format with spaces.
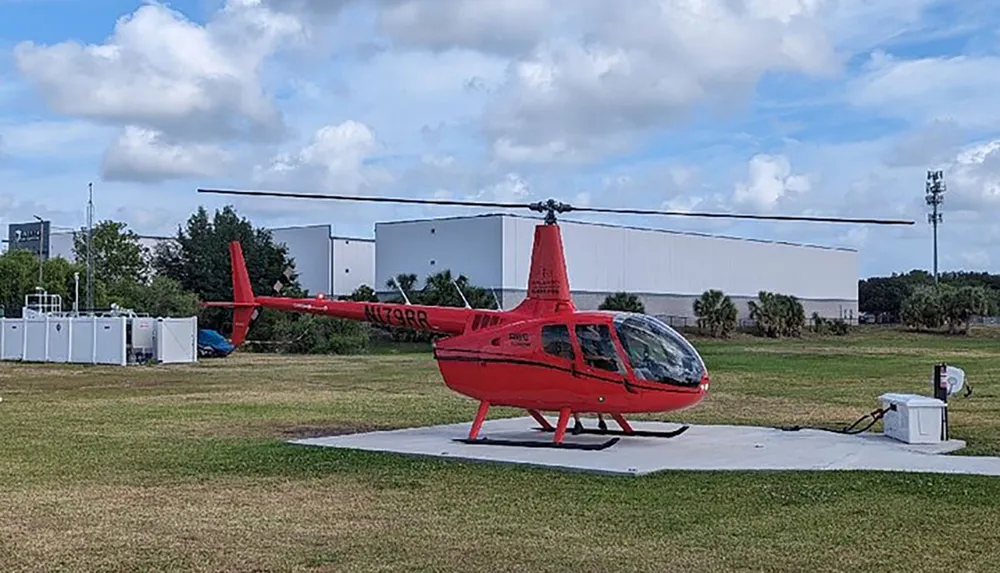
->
xmin=539 ymin=313 xmax=706 ymax=388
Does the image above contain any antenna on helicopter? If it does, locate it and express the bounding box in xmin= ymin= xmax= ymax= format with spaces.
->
xmin=452 ymin=280 xmax=472 ymax=309
xmin=390 ymin=278 xmax=412 ymax=305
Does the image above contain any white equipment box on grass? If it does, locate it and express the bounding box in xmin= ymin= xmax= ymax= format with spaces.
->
xmin=1 ymin=316 xmax=128 ymax=365
xmin=879 ymin=393 xmax=947 ymax=444
xmin=0 ymin=316 xmax=198 ymax=366
xmin=154 ymin=317 xmax=198 ymax=364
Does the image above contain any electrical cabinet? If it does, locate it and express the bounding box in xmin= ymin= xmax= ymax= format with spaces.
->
xmin=879 ymin=393 xmax=947 ymax=444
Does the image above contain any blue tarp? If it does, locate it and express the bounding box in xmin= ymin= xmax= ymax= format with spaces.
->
xmin=198 ymin=329 xmax=235 ymax=358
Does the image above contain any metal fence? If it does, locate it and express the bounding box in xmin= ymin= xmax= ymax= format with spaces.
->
xmin=857 ymin=315 xmax=1000 ymax=327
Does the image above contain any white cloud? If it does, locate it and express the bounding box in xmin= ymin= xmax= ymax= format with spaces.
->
xmin=376 ymin=0 xmax=557 ymax=56
xmin=102 ymin=126 xmax=234 ymax=182
xmin=8 ymin=1 xmax=318 ymax=180
xmin=0 ymin=120 xmax=113 ymax=158
xmin=814 ymin=0 xmax=948 ymax=50
xmin=733 ymin=154 xmax=811 ymax=210
xmin=477 ymin=0 xmax=839 ymax=163
xmin=13 ymin=3 xmax=297 ymax=141
xmin=848 ymin=52 xmax=1000 ymax=129
xmin=252 ymin=120 xmax=391 ymax=195
xmin=935 ymin=139 xmax=1000 ymax=211
xmin=469 ymin=172 xmax=531 ymax=202
xmin=6 ymin=0 xmax=1000 ymax=278
xmin=0 ymin=191 xmax=78 ymax=248
xmin=336 ymin=47 xmax=507 ymax=151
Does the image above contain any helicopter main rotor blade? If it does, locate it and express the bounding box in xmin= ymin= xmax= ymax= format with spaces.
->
xmin=197 ymin=188 xmax=534 ymax=209
xmin=197 ymin=188 xmax=915 ymax=225
xmin=569 ymin=205 xmax=915 ymax=225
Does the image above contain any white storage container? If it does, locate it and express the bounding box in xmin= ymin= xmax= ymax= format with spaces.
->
xmin=879 ymin=393 xmax=947 ymax=444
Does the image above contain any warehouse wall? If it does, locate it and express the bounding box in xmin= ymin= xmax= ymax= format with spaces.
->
xmin=497 ymin=289 xmax=857 ymax=323
xmin=331 ymin=237 xmax=375 ymax=296
xmin=374 ymin=216 xmax=504 ymax=292
xmin=46 ymin=232 xmax=168 ymax=268
xmin=48 ymin=232 xmax=74 ymax=260
xmin=501 ymin=215 xmax=857 ymax=301
xmin=373 ymin=213 xmax=858 ymax=321
xmin=271 ymin=225 xmax=332 ymax=296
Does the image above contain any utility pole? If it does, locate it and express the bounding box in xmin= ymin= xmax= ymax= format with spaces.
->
xmin=33 ymin=215 xmax=45 ymax=288
xmin=86 ymin=182 xmax=94 ymax=311
xmin=925 ymin=170 xmax=945 ymax=284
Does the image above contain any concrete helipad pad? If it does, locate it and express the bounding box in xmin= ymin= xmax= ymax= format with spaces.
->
xmin=289 ymin=416 xmax=1000 ymax=477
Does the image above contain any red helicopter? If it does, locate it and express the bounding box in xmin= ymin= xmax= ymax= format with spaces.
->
xmin=198 ymin=188 xmax=913 ymax=450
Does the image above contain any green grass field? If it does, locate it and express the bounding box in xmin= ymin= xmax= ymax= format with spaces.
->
xmin=2 ymin=327 xmax=999 ymax=572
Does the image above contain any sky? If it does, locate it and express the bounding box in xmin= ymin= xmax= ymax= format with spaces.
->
xmin=2 ymin=0 xmax=1000 ymax=278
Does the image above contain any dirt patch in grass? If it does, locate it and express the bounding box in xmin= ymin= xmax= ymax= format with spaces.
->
xmin=0 ymin=477 xmax=388 ymax=572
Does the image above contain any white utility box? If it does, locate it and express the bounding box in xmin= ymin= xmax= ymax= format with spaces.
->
xmin=154 ymin=317 xmax=198 ymax=364
xmin=879 ymin=393 xmax=947 ymax=444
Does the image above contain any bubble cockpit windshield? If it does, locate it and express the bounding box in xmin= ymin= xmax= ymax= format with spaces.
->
xmin=613 ymin=314 xmax=706 ymax=387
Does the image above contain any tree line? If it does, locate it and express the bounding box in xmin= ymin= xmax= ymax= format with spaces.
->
xmin=686 ymin=289 xmax=846 ymax=339
xmin=590 ymin=289 xmax=846 ymax=339
xmin=0 ymin=205 xmax=514 ymax=354
xmin=8 ymin=203 xmax=988 ymax=351
xmin=0 ymin=220 xmax=200 ymax=319
xmin=683 ymin=268 xmax=998 ymax=340
xmin=859 ymin=270 xmax=993 ymax=333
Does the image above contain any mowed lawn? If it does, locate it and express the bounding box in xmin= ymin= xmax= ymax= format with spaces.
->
xmin=2 ymin=327 xmax=1000 ymax=572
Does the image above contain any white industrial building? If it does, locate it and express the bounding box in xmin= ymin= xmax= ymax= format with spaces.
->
xmin=7 ymin=213 xmax=860 ymax=322
xmin=374 ymin=214 xmax=859 ymax=323
xmin=4 ymin=224 xmax=375 ymax=300
xmin=269 ymin=225 xmax=375 ymax=297
xmin=43 ymin=231 xmax=168 ymax=263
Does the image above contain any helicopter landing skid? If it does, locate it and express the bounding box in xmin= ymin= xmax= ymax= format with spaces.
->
xmin=536 ymin=412 xmax=690 ymax=440
xmin=536 ymin=425 xmax=690 ymax=439
xmin=460 ymin=403 xmax=621 ymax=450
xmin=453 ymin=437 xmax=620 ymax=451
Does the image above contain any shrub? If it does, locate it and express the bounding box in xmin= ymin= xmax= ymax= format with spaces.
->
xmin=829 ymin=318 xmax=850 ymax=335
xmin=693 ymin=289 xmax=738 ymax=338
xmin=901 ymin=284 xmax=989 ymax=334
xmin=599 ymin=292 xmax=646 ymax=313
xmin=747 ymin=291 xmax=805 ymax=338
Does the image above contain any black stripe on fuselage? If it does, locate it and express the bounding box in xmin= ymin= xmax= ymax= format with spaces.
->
xmin=432 ymin=349 xmax=699 ymax=394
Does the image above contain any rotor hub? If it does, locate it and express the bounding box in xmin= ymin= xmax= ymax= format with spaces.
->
xmin=528 ymin=199 xmax=573 ymax=224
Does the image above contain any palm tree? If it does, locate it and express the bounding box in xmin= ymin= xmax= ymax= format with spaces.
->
xmin=599 ymin=292 xmax=645 ymax=313
xmin=693 ymin=289 xmax=738 ymax=338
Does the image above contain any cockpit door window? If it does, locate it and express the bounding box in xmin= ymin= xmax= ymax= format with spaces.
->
xmin=541 ymin=324 xmax=575 ymax=361
xmin=613 ymin=314 xmax=705 ymax=387
xmin=574 ymin=323 xmax=625 ymax=374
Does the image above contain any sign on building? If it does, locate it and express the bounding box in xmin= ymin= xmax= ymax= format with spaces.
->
xmin=7 ymin=221 xmax=51 ymax=259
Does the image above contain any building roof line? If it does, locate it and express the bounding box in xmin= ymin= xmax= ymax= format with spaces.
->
xmin=46 ymin=229 xmax=174 ymax=241
xmin=268 ymin=223 xmax=332 ymax=232
xmin=374 ymin=212 xmax=857 ymax=253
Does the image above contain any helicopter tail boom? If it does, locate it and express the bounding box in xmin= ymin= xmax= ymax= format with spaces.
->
xmin=252 ymin=295 xmax=474 ymax=336
xmin=228 ymin=241 xmax=258 ymax=346
xmin=206 ymin=241 xmax=479 ymax=342
xmin=200 ymin=241 xmax=260 ymax=346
